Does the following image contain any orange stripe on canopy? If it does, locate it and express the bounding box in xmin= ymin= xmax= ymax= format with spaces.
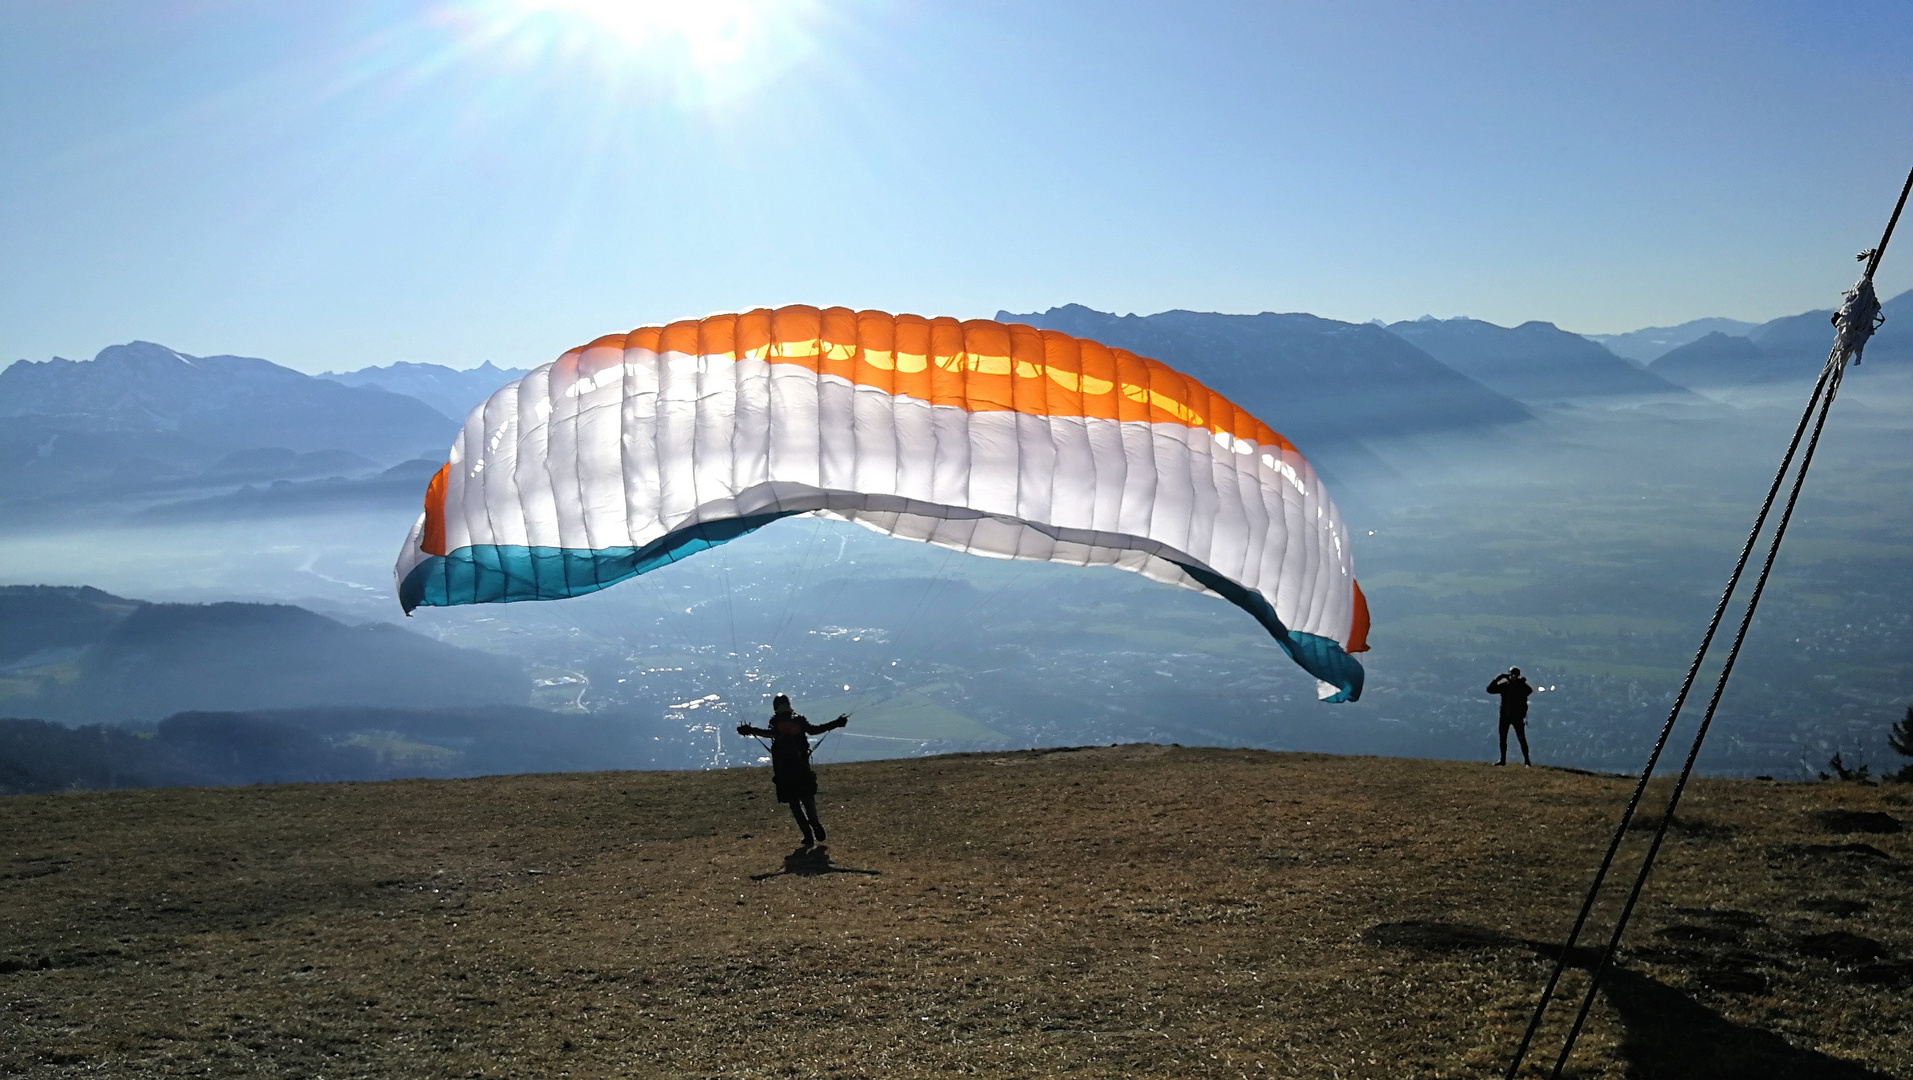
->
xmin=1345 ymin=580 xmax=1371 ymax=654
xmin=422 ymin=463 xmax=450 ymax=557
xmin=572 ymin=306 xmax=1297 ymax=453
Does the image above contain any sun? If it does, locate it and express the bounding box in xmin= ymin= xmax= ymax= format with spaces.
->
xmin=512 ymin=0 xmax=763 ymax=64
xmin=453 ymin=0 xmax=819 ymax=100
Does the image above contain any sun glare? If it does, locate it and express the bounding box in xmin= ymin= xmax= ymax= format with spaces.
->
xmin=518 ymin=0 xmax=760 ymax=64
xmin=452 ymin=0 xmax=819 ymax=102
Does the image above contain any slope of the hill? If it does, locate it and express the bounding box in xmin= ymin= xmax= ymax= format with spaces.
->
xmin=1587 ymin=318 xmax=1761 ymax=364
xmin=1649 ymin=331 xmax=1775 ymax=387
xmin=0 ymin=586 xmax=527 ymax=722
xmin=1384 ymin=317 xmax=1691 ymax=404
xmin=2 ymin=747 xmax=1905 ymax=1079
xmin=129 ymin=457 xmax=443 ymax=523
xmin=0 ymin=704 xmax=692 ymax=794
xmin=1750 ymin=287 xmax=1913 ymax=370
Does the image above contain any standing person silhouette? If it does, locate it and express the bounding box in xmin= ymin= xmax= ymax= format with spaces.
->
xmin=1487 ymin=667 xmax=1535 ymax=766
xmin=736 ymin=694 xmax=848 ymax=846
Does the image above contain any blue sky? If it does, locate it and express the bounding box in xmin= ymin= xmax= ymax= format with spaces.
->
xmin=3 ymin=0 xmax=1910 ymax=373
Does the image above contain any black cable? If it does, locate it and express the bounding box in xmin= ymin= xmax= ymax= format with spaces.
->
xmin=1546 ymin=359 xmax=1846 ymax=1078
xmin=1500 ymin=359 xmax=1837 ymax=1079
xmin=1864 ymin=167 xmax=1913 ymax=280
xmin=1506 ymin=162 xmax=1909 ymax=1078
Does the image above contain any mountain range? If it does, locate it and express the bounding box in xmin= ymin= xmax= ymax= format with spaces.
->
xmin=4 ymin=290 xmax=1905 ymax=524
xmin=1582 ymin=288 xmax=1913 ymax=384
xmin=0 ymin=583 xmax=686 ymax=790
xmin=0 ymin=347 xmax=518 ymax=522
xmin=998 ymin=305 xmax=1532 ymax=459
xmin=1385 ymin=317 xmax=1691 ymax=402
xmin=0 ymin=342 xmax=454 ymax=460
xmin=318 ymin=359 xmax=527 ymax=421
xmin=1643 ymin=289 xmax=1913 ymax=386
xmin=1585 ymin=317 xmax=1763 ymax=363
xmin=0 ymin=585 xmax=528 ymax=723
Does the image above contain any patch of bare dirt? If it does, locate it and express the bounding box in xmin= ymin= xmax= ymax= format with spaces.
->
xmin=1 ymin=748 xmax=1908 ymax=1078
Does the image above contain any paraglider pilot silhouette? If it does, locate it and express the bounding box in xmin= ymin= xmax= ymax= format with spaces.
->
xmin=1487 ymin=667 xmax=1535 ymax=766
xmin=737 ymin=694 xmax=848 ymax=846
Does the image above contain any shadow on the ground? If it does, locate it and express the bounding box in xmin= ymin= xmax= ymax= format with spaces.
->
xmin=1368 ymin=921 xmax=1891 ymax=1079
xmin=1534 ymin=940 xmax=1892 ymax=1080
xmin=749 ymin=846 xmax=882 ymax=882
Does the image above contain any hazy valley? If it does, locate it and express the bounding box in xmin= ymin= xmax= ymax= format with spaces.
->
xmin=4 ymin=297 xmax=1912 ymax=791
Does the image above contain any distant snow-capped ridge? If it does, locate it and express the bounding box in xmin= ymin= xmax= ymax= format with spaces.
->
xmin=318 ymin=359 xmax=528 ymax=421
xmin=0 ymin=341 xmax=456 ymax=461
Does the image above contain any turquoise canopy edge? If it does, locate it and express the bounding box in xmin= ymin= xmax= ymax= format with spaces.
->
xmin=399 ymin=510 xmax=804 ymax=615
xmin=399 ymin=517 xmax=1363 ymax=702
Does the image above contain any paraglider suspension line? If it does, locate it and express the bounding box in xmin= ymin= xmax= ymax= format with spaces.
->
xmin=1506 ymin=162 xmax=1911 ymax=1080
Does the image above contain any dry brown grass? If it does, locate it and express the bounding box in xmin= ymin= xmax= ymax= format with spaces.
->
xmin=2 ymin=746 xmax=1909 ymax=1078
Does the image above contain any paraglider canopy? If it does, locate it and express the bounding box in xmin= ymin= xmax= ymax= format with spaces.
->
xmin=394 ymin=306 xmax=1370 ymax=701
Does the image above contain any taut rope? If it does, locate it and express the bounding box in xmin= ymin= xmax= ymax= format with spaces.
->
xmin=1506 ymin=163 xmax=1913 ymax=1079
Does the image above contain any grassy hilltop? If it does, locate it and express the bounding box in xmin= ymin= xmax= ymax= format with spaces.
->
xmin=2 ymin=748 xmax=1908 ymax=1078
